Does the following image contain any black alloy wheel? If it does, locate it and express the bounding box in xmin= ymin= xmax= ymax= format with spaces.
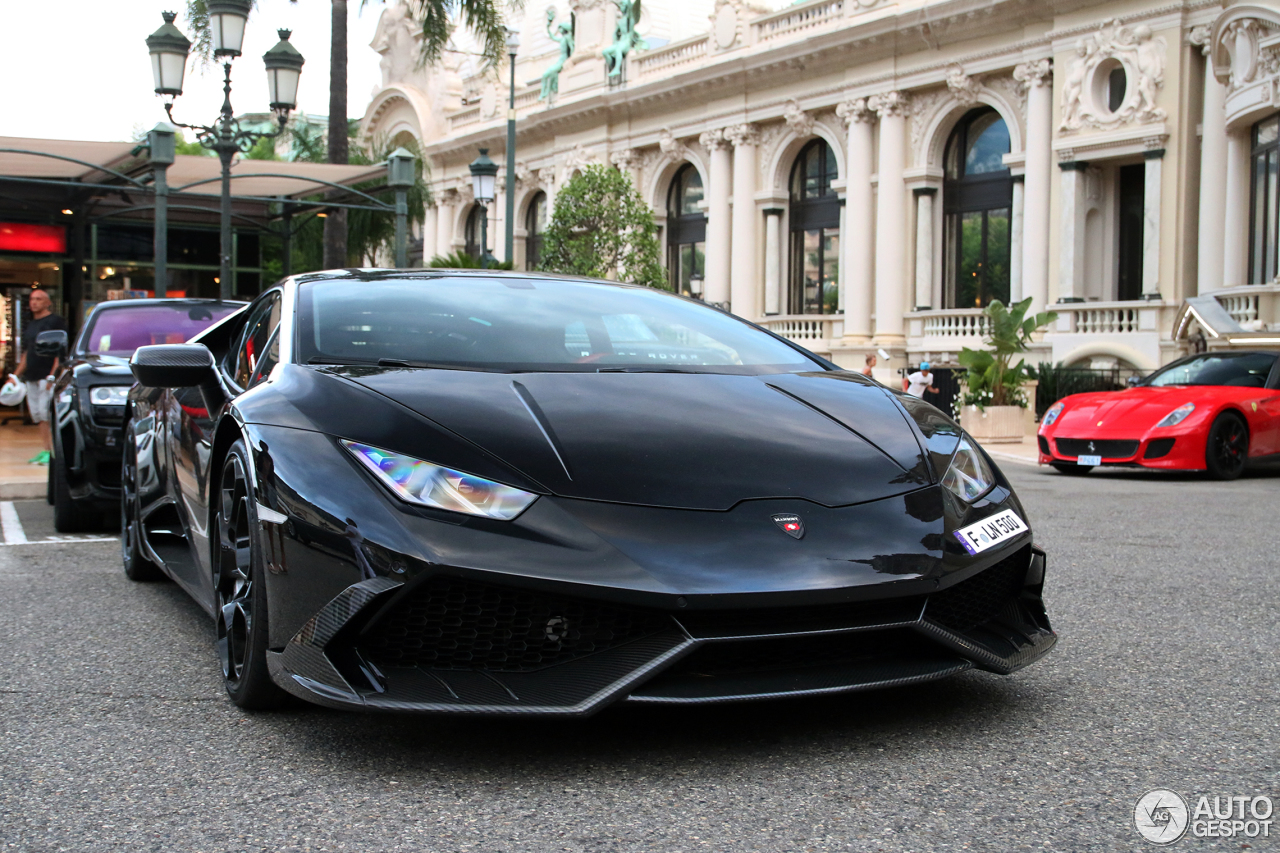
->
xmin=1204 ymin=412 xmax=1249 ymax=480
xmin=1050 ymin=463 xmax=1094 ymax=475
xmin=120 ymin=422 xmax=162 ymax=582
xmin=214 ymin=440 xmax=286 ymax=710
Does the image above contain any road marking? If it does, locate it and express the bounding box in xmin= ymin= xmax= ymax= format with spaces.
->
xmin=0 ymin=537 xmax=115 ymax=547
xmin=0 ymin=502 xmax=27 ymax=545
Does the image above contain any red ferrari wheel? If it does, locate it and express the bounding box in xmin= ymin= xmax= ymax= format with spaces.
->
xmin=1204 ymin=412 xmax=1249 ymax=480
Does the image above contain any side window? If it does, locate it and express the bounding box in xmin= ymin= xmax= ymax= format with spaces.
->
xmin=248 ymin=328 xmax=280 ymax=388
xmin=230 ymin=293 xmax=281 ymax=389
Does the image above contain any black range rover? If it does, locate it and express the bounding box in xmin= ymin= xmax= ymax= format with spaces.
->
xmin=44 ymin=298 xmax=243 ymax=531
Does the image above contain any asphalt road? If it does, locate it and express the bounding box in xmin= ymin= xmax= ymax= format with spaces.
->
xmin=2 ymin=463 xmax=1277 ymax=852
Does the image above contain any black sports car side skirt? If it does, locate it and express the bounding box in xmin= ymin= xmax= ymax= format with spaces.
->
xmin=266 ymin=544 xmax=1055 ymax=715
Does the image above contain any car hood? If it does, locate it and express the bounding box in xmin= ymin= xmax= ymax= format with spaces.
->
xmin=72 ymin=354 xmax=133 ymax=381
xmin=1054 ymin=386 xmax=1206 ymax=432
xmin=343 ymin=369 xmax=931 ymax=511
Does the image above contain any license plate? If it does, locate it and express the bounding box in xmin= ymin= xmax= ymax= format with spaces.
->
xmin=1077 ymin=454 xmax=1102 ymax=466
xmin=954 ymin=509 xmax=1029 ymax=555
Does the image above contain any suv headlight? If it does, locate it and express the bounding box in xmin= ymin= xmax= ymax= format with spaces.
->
xmin=1041 ymin=401 xmax=1064 ymax=427
xmin=341 ymin=440 xmax=537 ymax=520
xmin=941 ymin=435 xmax=996 ymax=503
xmin=89 ymin=386 xmax=130 ymax=406
xmin=1155 ymin=403 xmax=1194 ymax=428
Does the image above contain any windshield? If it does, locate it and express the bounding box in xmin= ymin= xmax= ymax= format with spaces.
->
xmin=79 ymin=303 xmax=242 ymax=357
xmin=1145 ymin=353 xmax=1277 ymax=388
xmin=296 ymin=276 xmax=825 ymax=374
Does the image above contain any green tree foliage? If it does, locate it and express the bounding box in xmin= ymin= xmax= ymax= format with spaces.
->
xmin=175 ymin=132 xmax=214 ymax=157
xmin=958 ymin=297 xmax=1058 ymax=409
xmin=538 ymin=165 xmax=666 ymax=289
xmin=242 ymin=135 xmax=280 ymax=161
xmin=428 ymin=250 xmax=513 ymax=270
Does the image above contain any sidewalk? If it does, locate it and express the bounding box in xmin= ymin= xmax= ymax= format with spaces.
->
xmin=982 ymin=436 xmax=1043 ymax=468
xmin=0 ymin=420 xmax=49 ymax=499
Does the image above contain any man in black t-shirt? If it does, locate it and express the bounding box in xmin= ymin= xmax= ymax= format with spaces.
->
xmin=13 ymin=289 xmax=67 ymax=463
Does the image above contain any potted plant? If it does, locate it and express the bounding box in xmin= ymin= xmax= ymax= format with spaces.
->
xmin=957 ymin=297 xmax=1057 ymax=443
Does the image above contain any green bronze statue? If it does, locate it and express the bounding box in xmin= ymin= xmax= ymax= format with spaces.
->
xmin=540 ymin=7 xmax=575 ymax=101
xmin=603 ymin=0 xmax=646 ymax=81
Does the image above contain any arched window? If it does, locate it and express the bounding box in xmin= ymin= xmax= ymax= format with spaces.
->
xmin=525 ymin=192 xmax=547 ymax=270
xmin=789 ymin=139 xmax=840 ymax=315
xmin=943 ymin=108 xmax=1012 ymax=308
xmin=666 ymin=164 xmax=705 ymax=296
xmin=1250 ymin=114 xmax=1279 ymax=284
xmin=464 ymin=205 xmax=483 ymax=260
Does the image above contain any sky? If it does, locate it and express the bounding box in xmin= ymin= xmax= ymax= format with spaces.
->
xmin=1 ymin=0 xmax=386 ymax=143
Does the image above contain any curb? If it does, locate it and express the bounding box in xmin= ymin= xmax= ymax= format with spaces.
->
xmin=0 ymin=482 xmax=47 ymax=500
xmin=986 ymin=451 xmax=1042 ymax=468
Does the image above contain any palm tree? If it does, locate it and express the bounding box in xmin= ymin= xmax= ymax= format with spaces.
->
xmin=185 ymin=0 xmax=510 ymax=267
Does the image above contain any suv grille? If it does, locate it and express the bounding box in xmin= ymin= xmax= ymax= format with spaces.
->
xmin=1054 ymin=438 xmax=1139 ymax=459
xmin=358 ymin=576 xmax=671 ymax=672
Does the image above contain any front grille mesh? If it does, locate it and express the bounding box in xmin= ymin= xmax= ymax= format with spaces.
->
xmin=1054 ymin=438 xmax=1139 ymax=459
xmin=925 ymin=549 xmax=1028 ymax=632
xmin=358 ymin=576 xmax=671 ymax=672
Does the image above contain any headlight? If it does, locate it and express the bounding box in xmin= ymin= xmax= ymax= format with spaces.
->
xmin=942 ymin=435 xmax=996 ymax=503
xmin=341 ymin=440 xmax=537 ymax=520
xmin=89 ymin=386 xmax=130 ymax=406
xmin=1155 ymin=403 xmax=1194 ymax=428
xmin=1041 ymin=401 xmax=1064 ymax=427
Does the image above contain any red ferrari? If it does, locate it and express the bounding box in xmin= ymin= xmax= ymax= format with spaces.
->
xmin=1037 ymin=350 xmax=1280 ymax=480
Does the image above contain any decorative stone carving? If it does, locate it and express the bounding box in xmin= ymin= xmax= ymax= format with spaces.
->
xmin=610 ymin=148 xmax=639 ymax=170
xmin=699 ymin=128 xmax=730 ymax=150
xmin=603 ymin=0 xmax=645 ymax=81
xmin=984 ymin=73 xmax=1028 ymax=121
xmin=756 ymin=122 xmax=790 ymax=185
xmin=1059 ymin=18 xmax=1167 ymax=133
xmin=836 ymin=97 xmax=874 ymax=125
xmin=1013 ymin=59 xmax=1052 ymax=89
xmin=658 ymin=128 xmax=688 ymax=159
xmin=541 ymin=7 xmax=576 ymax=102
xmin=946 ymin=66 xmax=982 ymax=106
xmin=1188 ymin=24 xmax=1213 ymax=57
xmin=869 ymin=90 xmax=910 ymax=117
xmin=372 ymin=2 xmax=421 ymax=90
xmin=782 ymin=100 xmax=814 ymax=137
xmin=724 ymin=123 xmax=760 ymax=148
xmin=713 ymin=0 xmax=741 ymax=51
xmin=906 ymin=90 xmax=947 ymax=164
xmin=563 ymin=144 xmax=599 ymax=174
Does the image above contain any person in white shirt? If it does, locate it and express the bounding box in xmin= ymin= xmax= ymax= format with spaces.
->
xmin=904 ymin=362 xmax=938 ymax=398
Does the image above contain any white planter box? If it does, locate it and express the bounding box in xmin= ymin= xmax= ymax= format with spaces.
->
xmin=959 ymin=405 xmax=1026 ymax=444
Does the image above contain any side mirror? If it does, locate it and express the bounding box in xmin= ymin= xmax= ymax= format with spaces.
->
xmin=131 ymin=344 xmax=216 ymax=388
xmin=34 ymin=330 xmax=68 ymax=358
xmin=1126 ymin=375 xmax=1142 ymax=387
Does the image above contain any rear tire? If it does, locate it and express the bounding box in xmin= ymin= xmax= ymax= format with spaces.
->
xmin=1204 ymin=412 xmax=1248 ymax=481
xmin=120 ymin=422 xmax=162 ymax=582
xmin=1051 ymin=463 xmax=1094 ymax=475
xmin=52 ymin=446 xmax=99 ymax=533
xmin=214 ymin=440 xmax=286 ymax=711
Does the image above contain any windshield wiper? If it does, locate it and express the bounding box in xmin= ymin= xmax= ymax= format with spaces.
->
xmin=596 ymin=367 xmax=702 ymax=374
xmin=308 ymin=356 xmax=377 ymax=366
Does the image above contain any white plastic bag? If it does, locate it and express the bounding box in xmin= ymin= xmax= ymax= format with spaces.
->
xmin=0 ymin=374 xmax=25 ymax=408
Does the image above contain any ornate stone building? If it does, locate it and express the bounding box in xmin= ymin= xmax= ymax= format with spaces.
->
xmin=360 ymin=0 xmax=1280 ymax=376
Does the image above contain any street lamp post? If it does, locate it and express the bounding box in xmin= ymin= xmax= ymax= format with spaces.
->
xmin=146 ymin=5 xmax=304 ymax=301
xmin=386 ymin=147 xmax=415 ymax=268
xmin=469 ymin=149 xmax=498 ymax=268
xmin=504 ymin=29 xmax=520 ymax=265
xmin=147 ymin=123 xmax=176 ymax=297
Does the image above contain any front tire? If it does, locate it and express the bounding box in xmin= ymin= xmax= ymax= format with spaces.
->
xmin=1051 ymin=463 xmax=1094 ymax=475
xmin=1204 ymin=412 xmax=1248 ymax=480
xmin=120 ymin=422 xmax=162 ymax=582
xmin=52 ymin=445 xmax=99 ymax=533
xmin=214 ymin=440 xmax=286 ymax=710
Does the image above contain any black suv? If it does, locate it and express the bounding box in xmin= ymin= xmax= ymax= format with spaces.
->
xmin=38 ymin=298 xmax=243 ymax=531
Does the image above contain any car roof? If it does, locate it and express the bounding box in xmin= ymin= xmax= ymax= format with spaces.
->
xmin=89 ymin=298 xmax=247 ymax=310
xmin=288 ymin=268 xmax=643 ymax=289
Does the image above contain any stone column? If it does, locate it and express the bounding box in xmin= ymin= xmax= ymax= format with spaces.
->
xmin=1223 ymin=130 xmax=1251 ymax=288
xmin=435 ymin=191 xmax=456 ymax=259
xmin=1193 ymin=30 xmax=1229 ymax=294
xmin=763 ymin=208 xmax=784 ymax=315
xmin=1058 ymin=161 xmax=1086 ymax=302
xmin=726 ymin=124 xmax=760 ymax=318
xmin=912 ymin=188 xmax=936 ymax=310
xmin=701 ymin=129 xmax=733 ymax=307
xmin=1015 ymin=59 xmax=1053 ymax=312
xmin=1142 ymin=147 xmax=1164 ymax=300
xmin=493 ymin=187 xmax=507 ymax=263
xmin=872 ymin=91 xmax=909 ymax=342
xmin=1009 ymin=176 xmax=1025 ymax=303
xmin=422 ymin=202 xmax=438 ymax=263
xmin=837 ymin=97 xmax=875 ymax=341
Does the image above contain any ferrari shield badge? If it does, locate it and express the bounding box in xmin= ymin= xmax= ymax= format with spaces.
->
xmin=772 ymin=513 xmax=805 ymax=539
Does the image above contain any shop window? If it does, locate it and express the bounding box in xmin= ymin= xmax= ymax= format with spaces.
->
xmin=788 ymin=139 xmax=840 ymax=315
xmin=666 ymin=164 xmax=706 ymax=297
xmin=1250 ymin=114 xmax=1279 ymax=284
xmin=943 ymin=109 xmax=1012 ymax=308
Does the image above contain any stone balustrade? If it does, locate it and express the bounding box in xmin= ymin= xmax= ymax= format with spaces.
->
xmin=752 ymin=0 xmax=845 ymax=43
xmin=635 ymin=36 xmax=709 ymax=78
xmin=759 ymin=314 xmax=844 ymax=346
xmin=908 ymin=309 xmax=990 ymax=341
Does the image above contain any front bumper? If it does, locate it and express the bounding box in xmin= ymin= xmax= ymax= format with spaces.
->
xmin=267 ymin=543 xmax=1055 ymax=715
xmin=1037 ymin=430 xmax=1205 ymax=470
